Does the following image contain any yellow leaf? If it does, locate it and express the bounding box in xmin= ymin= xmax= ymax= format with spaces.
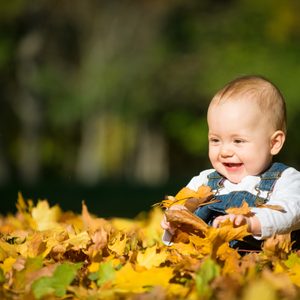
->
xmin=0 ymin=240 xmax=18 ymax=261
xmin=113 ymin=262 xmax=173 ymax=293
xmin=0 ymin=257 xmax=16 ymax=273
xmin=286 ymin=264 xmax=300 ymax=287
xmin=18 ymin=232 xmax=46 ymax=258
xmin=136 ymin=245 xmax=168 ymax=269
xmin=242 ymin=279 xmax=277 ymax=300
xmin=64 ymin=231 xmax=91 ymax=249
xmin=88 ymin=262 xmax=100 ymax=273
xmin=31 ymin=201 xmax=62 ymax=231
xmin=108 ymin=232 xmax=127 ymax=256
xmin=110 ymin=217 xmax=141 ymax=232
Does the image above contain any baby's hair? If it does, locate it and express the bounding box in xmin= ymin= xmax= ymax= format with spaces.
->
xmin=210 ymin=75 xmax=287 ymax=134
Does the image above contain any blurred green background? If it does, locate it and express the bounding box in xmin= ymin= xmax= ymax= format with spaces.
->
xmin=1 ymin=0 xmax=300 ymax=217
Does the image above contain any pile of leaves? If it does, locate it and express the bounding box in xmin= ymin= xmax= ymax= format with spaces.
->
xmin=1 ymin=190 xmax=300 ymax=300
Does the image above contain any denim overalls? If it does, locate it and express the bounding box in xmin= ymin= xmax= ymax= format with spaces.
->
xmin=194 ymin=162 xmax=292 ymax=250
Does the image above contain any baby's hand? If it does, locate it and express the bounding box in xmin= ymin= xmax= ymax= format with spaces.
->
xmin=160 ymin=204 xmax=187 ymax=234
xmin=212 ymin=214 xmax=250 ymax=230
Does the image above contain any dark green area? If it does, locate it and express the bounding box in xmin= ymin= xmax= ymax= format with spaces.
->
xmin=0 ymin=179 xmax=185 ymax=218
xmin=1 ymin=1 xmax=300 ymax=216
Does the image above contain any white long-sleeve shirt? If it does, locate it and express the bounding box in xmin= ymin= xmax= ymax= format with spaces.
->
xmin=187 ymin=166 xmax=300 ymax=239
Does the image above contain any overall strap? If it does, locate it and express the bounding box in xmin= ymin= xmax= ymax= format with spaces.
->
xmin=257 ymin=162 xmax=289 ymax=192
xmin=207 ymin=171 xmax=224 ymax=192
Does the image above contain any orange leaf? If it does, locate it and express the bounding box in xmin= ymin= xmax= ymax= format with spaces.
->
xmin=225 ymin=200 xmax=253 ymax=216
xmin=158 ymin=185 xmax=214 ymax=209
xmin=175 ymin=185 xmax=213 ymax=201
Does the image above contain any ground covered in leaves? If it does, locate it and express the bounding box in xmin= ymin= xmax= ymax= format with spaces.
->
xmin=1 ymin=193 xmax=300 ymax=300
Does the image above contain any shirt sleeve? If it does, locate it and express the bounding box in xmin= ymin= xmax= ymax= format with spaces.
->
xmin=251 ymin=167 xmax=300 ymax=239
xmin=186 ymin=169 xmax=215 ymax=191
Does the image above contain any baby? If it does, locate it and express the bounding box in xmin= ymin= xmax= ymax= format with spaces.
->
xmin=161 ymin=75 xmax=300 ymax=248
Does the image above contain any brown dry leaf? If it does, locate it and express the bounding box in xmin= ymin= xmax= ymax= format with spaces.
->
xmin=256 ymin=204 xmax=285 ymax=212
xmin=165 ymin=209 xmax=208 ymax=233
xmin=164 ymin=209 xmax=208 ymax=243
xmin=225 ymin=200 xmax=253 ymax=216
xmin=262 ymin=234 xmax=292 ymax=259
xmin=87 ymin=228 xmax=109 ymax=256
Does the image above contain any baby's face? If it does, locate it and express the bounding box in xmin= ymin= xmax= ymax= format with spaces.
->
xmin=207 ymin=99 xmax=276 ymax=183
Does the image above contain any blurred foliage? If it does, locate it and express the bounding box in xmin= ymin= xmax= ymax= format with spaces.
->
xmin=1 ymin=0 xmax=300 ymax=188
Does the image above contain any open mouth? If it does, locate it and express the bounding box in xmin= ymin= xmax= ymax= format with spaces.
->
xmin=223 ymin=163 xmax=243 ymax=168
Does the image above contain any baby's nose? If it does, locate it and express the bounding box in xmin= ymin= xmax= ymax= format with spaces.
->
xmin=220 ymin=146 xmax=234 ymax=157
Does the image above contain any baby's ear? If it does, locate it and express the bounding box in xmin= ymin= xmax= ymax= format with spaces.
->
xmin=270 ymin=130 xmax=285 ymax=155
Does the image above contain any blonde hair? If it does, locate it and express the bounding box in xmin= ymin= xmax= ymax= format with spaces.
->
xmin=209 ymin=75 xmax=287 ymax=134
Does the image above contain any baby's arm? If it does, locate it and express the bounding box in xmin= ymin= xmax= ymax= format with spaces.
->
xmin=212 ymin=214 xmax=262 ymax=236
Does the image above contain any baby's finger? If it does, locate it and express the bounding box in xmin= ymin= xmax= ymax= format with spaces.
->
xmin=212 ymin=215 xmax=226 ymax=228
xmin=228 ymin=214 xmax=237 ymax=223
xmin=234 ymin=215 xmax=245 ymax=226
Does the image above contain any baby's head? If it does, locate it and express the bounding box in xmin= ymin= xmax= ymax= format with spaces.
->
xmin=207 ymin=75 xmax=287 ymax=183
xmin=209 ymin=75 xmax=287 ymax=134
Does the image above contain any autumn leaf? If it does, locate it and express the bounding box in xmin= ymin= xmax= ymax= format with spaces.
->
xmin=0 ymin=269 xmax=5 ymax=283
xmin=0 ymin=257 xmax=16 ymax=274
xmin=81 ymin=201 xmax=111 ymax=233
xmin=136 ymin=245 xmax=168 ymax=269
xmin=88 ymin=261 xmax=116 ymax=287
xmin=262 ymin=234 xmax=292 ymax=259
xmin=256 ymin=204 xmax=285 ymax=212
xmin=31 ymin=201 xmax=62 ymax=231
xmin=176 ymin=185 xmax=213 ymax=201
xmin=225 ymin=200 xmax=253 ymax=216
xmin=3 ymin=195 xmax=300 ymax=299
xmin=113 ymin=262 xmax=174 ymax=293
xmin=31 ymin=262 xmax=82 ymax=299
xmin=64 ymin=231 xmax=91 ymax=250
xmin=108 ymin=232 xmax=127 ymax=256
xmin=158 ymin=185 xmax=214 ymax=209
xmin=165 ymin=209 xmax=208 ymax=234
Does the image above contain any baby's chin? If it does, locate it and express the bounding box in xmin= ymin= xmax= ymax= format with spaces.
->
xmin=218 ymin=169 xmax=247 ymax=184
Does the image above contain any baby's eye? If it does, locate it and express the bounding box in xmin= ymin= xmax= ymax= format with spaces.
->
xmin=233 ymin=139 xmax=244 ymax=144
xmin=209 ymin=137 xmax=220 ymax=143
